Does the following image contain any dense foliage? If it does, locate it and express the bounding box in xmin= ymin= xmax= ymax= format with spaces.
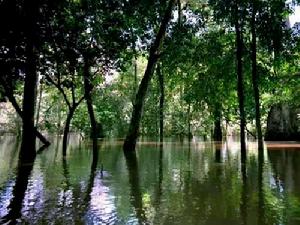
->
xmin=1 ymin=0 xmax=300 ymax=148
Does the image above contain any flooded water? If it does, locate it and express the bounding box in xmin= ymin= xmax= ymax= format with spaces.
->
xmin=1 ymin=135 xmax=300 ymax=225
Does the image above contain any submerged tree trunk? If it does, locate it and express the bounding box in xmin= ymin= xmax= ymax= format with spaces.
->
xmin=123 ymin=0 xmax=175 ymax=151
xmin=62 ymin=107 xmax=76 ymax=156
xmin=235 ymin=6 xmax=246 ymax=162
xmin=83 ymin=57 xmax=98 ymax=152
xmin=20 ymin=0 xmax=39 ymax=160
xmin=157 ymin=63 xmax=164 ymax=142
xmin=251 ymin=4 xmax=263 ymax=151
xmin=213 ymin=117 xmax=222 ymax=142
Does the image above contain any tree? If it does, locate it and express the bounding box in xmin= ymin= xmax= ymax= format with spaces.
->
xmin=157 ymin=63 xmax=164 ymax=142
xmin=42 ymin=0 xmax=131 ymax=154
xmin=249 ymin=0 xmax=263 ymax=150
xmin=123 ymin=0 xmax=176 ymax=151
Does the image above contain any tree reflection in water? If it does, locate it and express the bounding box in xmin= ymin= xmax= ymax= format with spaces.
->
xmin=0 ymin=152 xmax=35 ymax=224
xmin=124 ymin=150 xmax=148 ymax=224
xmin=257 ymin=150 xmax=265 ymax=225
xmin=1 ymin=138 xmax=300 ymax=224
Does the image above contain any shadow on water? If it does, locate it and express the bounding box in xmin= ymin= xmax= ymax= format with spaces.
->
xmin=0 ymin=147 xmax=35 ymax=224
xmin=123 ymin=150 xmax=148 ymax=225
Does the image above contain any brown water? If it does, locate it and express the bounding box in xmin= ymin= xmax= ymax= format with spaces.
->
xmin=0 ymin=135 xmax=300 ymax=225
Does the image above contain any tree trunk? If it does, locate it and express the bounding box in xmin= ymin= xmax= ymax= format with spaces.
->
xmin=213 ymin=109 xmax=222 ymax=141
xmin=187 ymin=103 xmax=192 ymax=140
xmin=132 ymin=56 xmax=138 ymax=104
xmin=57 ymin=98 xmax=62 ymax=134
xmin=0 ymin=78 xmax=50 ymax=146
xmin=20 ymin=0 xmax=39 ymax=160
xmin=265 ymin=104 xmax=300 ymax=141
xmin=35 ymin=81 xmax=43 ymax=127
xmin=235 ymin=6 xmax=246 ymax=162
xmin=250 ymin=4 xmax=263 ymax=151
xmin=83 ymin=57 xmax=98 ymax=152
xmin=157 ymin=63 xmax=164 ymax=142
xmin=62 ymin=107 xmax=75 ymax=156
xmin=123 ymin=0 xmax=175 ymax=151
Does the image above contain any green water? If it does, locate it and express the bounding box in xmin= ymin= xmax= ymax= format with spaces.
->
xmin=0 ymin=135 xmax=300 ymax=225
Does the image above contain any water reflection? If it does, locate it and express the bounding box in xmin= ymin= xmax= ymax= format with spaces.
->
xmin=240 ymin=161 xmax=248 ymax=225
xmin=1 ymin=157 xmax=35 ymax=224
xmin=267 ymin=147 xmax=300 ymax=225
xmin=157 ymin=145 xmax=163 ymax=205
xmin=0 ymin=137 xmax=300 ymax=224
xmin=124 ymin=150 xmax=147 ymax=224
xmin=257 ymin=150 xmax=265 ymax=225
xmin=215 ymin=142 xmax=222 ymax=163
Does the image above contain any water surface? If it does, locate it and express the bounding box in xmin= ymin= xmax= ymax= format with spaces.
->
xmin=0 ymin=135 xmax=300 ymax=225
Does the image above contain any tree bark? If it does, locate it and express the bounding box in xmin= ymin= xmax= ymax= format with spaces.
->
xmin=20 ymin=0 xmax=39 ymax=160
xmin=83 ymin=57 xmax=98 ymax=152
xmin=157 ymin=63 xmax=164 ymax=142
xmin=235 ymin=4 xmax=246 ymax=163
xmin=62 ymin=107 xmax=76 ymax=157
xmin=250 ymin=4 xmax=263 ymax=151
xmin=123 ymin=0 xmax=175 ymax=151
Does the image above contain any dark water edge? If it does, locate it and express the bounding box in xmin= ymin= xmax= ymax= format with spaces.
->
xmin=0 ymin=135 xmax=300 ymax=225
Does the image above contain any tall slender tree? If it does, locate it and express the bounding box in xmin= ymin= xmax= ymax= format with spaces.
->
xmin=157 ymin=63 xmax=165 ymax=142
xmin=234 ymin=2 xmax=247 ymax=161
xmin=124 ymin=0 xmax=176 ymax=151
xmin=250 ymin=0 xmax=263 ymax=151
